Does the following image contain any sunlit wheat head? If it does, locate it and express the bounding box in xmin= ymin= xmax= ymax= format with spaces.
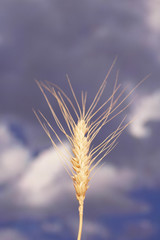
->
xmin=34 ymin=60 xmax=148 ymax=240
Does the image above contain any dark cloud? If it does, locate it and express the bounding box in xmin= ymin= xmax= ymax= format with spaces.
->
xmin=0 ymin=0 xmax=160 ymax=122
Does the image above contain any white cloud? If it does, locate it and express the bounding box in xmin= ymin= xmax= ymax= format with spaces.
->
xmin=145 ymin=0 xmax=160 ymax=62
xmin=0 ymin=123 xmax=30 ymax=184
xmin=87 ymin=165 xmax=149 ymax=215
xmin=17 ymin=145 xmax=71 ymax=207
xmin=128 ymin=90 xmax=160 ymax=138
xmin=82 ymin=220 xmax=110 ymax=239
xmin=0 ymin=146 xmax=29 ymax=184
xmin=0 ymin=123 xmax=19 ymax=150
xmin=147 ymin=0 xmax=160 ymax=32
xmin=91 ymin=164 xmax=136 ymax=192
xmin=0 ymin=229 xmax=28 ymax=240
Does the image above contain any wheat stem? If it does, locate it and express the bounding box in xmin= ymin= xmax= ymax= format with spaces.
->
xmin=77 ymin=200 xmax=84 ymax=240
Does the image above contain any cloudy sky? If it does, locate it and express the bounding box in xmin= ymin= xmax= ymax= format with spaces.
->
xmin=0 ymin=0 xmax=160 ymax=239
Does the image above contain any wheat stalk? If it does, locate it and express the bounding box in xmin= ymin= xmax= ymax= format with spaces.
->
xmin=34 ymin=60 xmax=148 ymax=240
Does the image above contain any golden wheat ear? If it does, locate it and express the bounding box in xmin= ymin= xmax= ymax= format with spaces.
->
xmin=35 ymin=62 xmax=149 ymax=240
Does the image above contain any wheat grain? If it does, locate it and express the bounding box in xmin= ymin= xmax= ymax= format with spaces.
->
xmin=34 ymin=60 xmax=149 ymax=240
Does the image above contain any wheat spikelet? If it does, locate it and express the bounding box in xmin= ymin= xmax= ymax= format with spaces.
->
xmin=34 ymin=60 xmax=149 ymax=240
xmin=72 ymin=118 xmax=90 ymax=204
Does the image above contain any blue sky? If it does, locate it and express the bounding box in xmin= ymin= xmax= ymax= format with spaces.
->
xmin=0 ymin=0 xmax=160 ymax=239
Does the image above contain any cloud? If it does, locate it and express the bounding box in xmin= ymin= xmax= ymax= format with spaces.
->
xmin=0 ymin=122 xmax=30 ymax=184
xmin=146 ymin=0 xmax=160 ymax=62
xmin=128 ymin=89 xmax=160 ymax=138
xmin=82 ymin=221 xmax=110 ymax=240
xmin=86 ymin=165 xmax=150 ymax=216
xmin=42 ymin=218 xmax=110 ymax=240
xmin=120 ymin=219 xmax=157 ymax=240
xmin=0 ymin=122 xmax=19 ymax=149
xmin=0 ymin=146 xmax=30 ymax=184
xmin=0 ymin=229 xmax=28 ymax=240
xmin=147 ymin=0 xmax=160 ymax=32
xmin=0 ymin=0 xmax=160 ymax=124
xmin=42 ymin=221 xmax=63 ymax=234
xmin=17 ymin=145 xmax=71 ymax=207
xmin=67 ymin=218 xmax=110 ymax=240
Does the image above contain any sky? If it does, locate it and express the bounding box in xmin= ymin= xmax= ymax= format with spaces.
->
xmin=0 ymin=0 xmax=160 ymax=239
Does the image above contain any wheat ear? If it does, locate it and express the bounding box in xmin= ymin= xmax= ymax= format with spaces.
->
xmin=34 ymin=60 xmax=149 ymax=240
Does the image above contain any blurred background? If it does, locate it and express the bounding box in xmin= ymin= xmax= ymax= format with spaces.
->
xmin=0 ymin=0 xmax=160 ymax=239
